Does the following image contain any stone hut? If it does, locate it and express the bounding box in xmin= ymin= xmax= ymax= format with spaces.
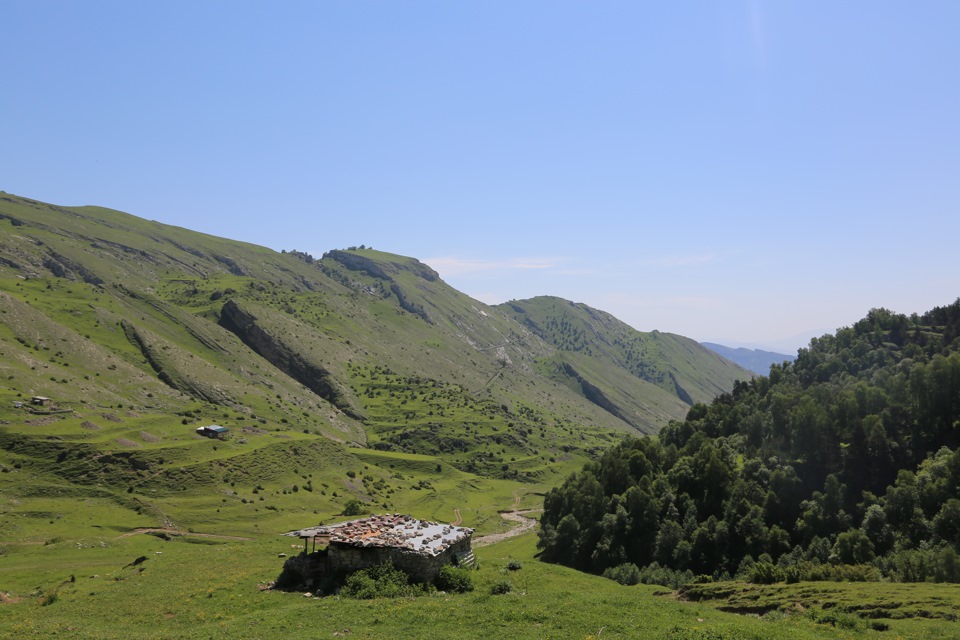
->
xmin=277 ymin=514 xmax=474 ymax=590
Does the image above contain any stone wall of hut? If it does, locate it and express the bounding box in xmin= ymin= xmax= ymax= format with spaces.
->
xmin=278 ymin=535 xmax=473 ymax=591
xmin=327 ymin=536 xmax=472 ymax=583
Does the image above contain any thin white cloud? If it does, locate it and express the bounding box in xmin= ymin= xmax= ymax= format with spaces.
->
xmin=465 ymin=291 xmax=504 ymax=305
xmin=553 ymin=267 xmax=597 ymax=277
xmin=598 ymin=292 xmax=726 ymax=313
xmin=424 ymin=252 xmax=715 ymax=279
xmin=638 ymin=253 xmax=717 ymax=268
xmin=424 ymin=256 xmax=563 ymax=278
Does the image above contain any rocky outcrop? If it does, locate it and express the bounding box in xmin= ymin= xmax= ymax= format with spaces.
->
xmin=324 ymin=250 xmax=439 ymax=282
xmin=669 ymin=371 xmax=695 ymax=406
xmin=120 ymin=320 xmax=232 ymax=405
xmin=561 ymin=361 xmax=640 ymax=430
xmin=41 ymin=249 xmax=104 ymax=285
xmin=390 ymin=283 xmax=432 ymax=324
xmin=218 ymin=299 xmax=362 ymax=419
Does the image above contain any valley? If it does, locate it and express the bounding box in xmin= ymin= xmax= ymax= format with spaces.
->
xmin=2 ymin=193 xmax=960 ymax=639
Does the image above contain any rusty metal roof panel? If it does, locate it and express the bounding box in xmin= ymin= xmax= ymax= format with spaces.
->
xmin=282 ymin=514 xmax=474 ymax=556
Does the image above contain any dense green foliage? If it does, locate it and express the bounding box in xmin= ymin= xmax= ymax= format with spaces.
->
xmin=340 ymin=562 xmax=432 ymax=599
xmin=435 ymin=564 xmax=475 ymax=593
xmin=540 ymin=303 xmax=960 ymax=584
xmin=340 ymin=560 xmax=476 ymax=599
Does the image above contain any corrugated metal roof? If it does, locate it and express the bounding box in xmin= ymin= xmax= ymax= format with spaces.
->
xmin=283 ymin=514 xmax=473 ymax=557
xmin=196 ymin=425 xmax=229 ymax=432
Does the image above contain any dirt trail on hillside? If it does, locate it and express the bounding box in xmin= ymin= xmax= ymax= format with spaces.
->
xmin=451 ymin=508 xmax=463 ymax=525
xmin=473 ymin=509 xmax=540 ymax=547
xmin=116 ymin=528 xmax=252 ymax=541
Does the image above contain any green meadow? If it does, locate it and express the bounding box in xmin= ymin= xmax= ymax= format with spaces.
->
xmin=2 ymin=195 xmax=960 ymax=638
xmin=6 ymin=527 xmax=960 ymax=639
xmin=3 ymin=315 xmax=960 ymax=640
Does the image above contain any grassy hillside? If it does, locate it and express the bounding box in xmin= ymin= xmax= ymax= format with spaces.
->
xmin=0 ymin=193 xmax=748 ymax=471
xmin=500 ymin=296 xmax=752 ymax=432
xmin=0 ymin=194 xmax=680 ymax=560
xmin=3 ymin=528 xmax=958 ymax=638
xmin=0 ymin=193 xmax=765 ymax=637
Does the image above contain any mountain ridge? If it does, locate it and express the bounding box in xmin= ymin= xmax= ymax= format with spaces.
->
xmin=0 ymin=192 xmax=749 ymax=478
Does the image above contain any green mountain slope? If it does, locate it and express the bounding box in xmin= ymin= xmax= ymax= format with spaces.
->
xmin=0 ymin=192 xmax=746 ymax=552
xmin=0 ymin=194 xmax=746 ymax=448
xmin=499 ymin=296 xmax=753 ymax=433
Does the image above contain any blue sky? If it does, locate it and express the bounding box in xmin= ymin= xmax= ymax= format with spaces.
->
xmin=3 ymin=2 xmax=959 ymax=352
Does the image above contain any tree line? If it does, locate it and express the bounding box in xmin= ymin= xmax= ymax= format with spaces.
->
xmin=539 ymin=301 xmax=960 ymax=584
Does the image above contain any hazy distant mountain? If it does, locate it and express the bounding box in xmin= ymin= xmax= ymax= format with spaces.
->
xmin=700 ymin=342 xmax=796 ymax=375
xmin=711 ymin=329 xmax=833 ymax=354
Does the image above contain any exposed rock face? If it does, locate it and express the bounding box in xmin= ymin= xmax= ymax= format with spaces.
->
xmin=218 ymin=299 xmax=361 ymax=419
xmin=560 ymin=361 xmax=640 ymax=430
xmin=668 ymin=371 xmax=694 ymax=406
xmin=120 ymin=320 xmax=232 ymax=405
xmin=324 ymin=250 xmax=439 ymax=282
xmin=211 ymin=253 xmax=248 ymax=276
xmin=390 ymin=283 xmax=432 ymax=324
xmin=324 ymin=536 xmax=472 ymax=583
xmin=41 ymin=250 xmax=104 ymax=285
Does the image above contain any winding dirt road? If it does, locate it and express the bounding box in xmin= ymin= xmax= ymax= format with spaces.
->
xmin=473 ymin=509 xmax=540 ymax=547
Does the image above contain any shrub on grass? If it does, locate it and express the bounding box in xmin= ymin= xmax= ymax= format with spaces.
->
xmin=749 ymin=562 xmax=783 ymax=584
xmin=436 ymin=565 xmax=474 ymax=593
xmin=603 ymin=562 xmax=641 ymax=585
xmin=506 ymin=560 xmax=523 ymax=571
xmin=666 ymin=627 xmax=737 ymax=640
xmin=748 ymin=559 xmax=882 ymax=583
xmin=877 ymin=545 xmax=960 ymax=582
xmin=806 ymin=608 xmax=863 ymax=630
xmin=490 ymin=580 xmax=512 ymax=595
xmin=342 ymin=498 xmax=366 ymax=516
xmin=340 ymin=562 xmax=428 ymax=599
xmin=636 ymin=562 xmax=694 ymax=589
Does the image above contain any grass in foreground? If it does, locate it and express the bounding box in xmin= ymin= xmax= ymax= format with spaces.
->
xmin=5 ymin=530 xmax=960 ymax=639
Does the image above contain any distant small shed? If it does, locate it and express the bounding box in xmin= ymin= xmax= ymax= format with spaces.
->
xmin=31 ymin=396 xmax=52 ymax=406
xmin=196 ymin=425 xmax=229 ymax=439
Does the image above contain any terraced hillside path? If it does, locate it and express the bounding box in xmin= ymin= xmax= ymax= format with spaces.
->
xmin=116 ymin=528 xmax=252 ymax=541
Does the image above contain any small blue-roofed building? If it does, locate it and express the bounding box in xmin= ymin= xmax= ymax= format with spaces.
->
xmin=196 ymin=425 xmax=229 ymax=439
